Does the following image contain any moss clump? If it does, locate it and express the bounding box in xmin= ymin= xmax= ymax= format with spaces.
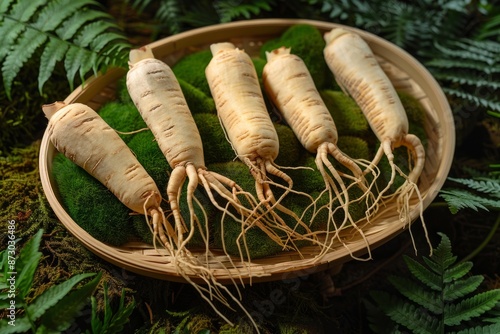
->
xmin=116 ymin=77 xmax=133 ymax=104
xmin=98 ymin=101 xmax=147 ymax=143
xmin=52 ymin=153 xmax=134 ymax=246
xmin=127 ymin=130 xmax=171 ymax=191
xmin=212 ymin=210 xmax=284 ymax=259
xmin=172 ymin=49 xmax=213 ymax=96
xmin=207 ymin=162 xmax=287 ymax=258
xmin=193 ymin=113 xmax=236 ymax=165
xmin=260 ymin=24 xmax=331 ymax=89
xmin=274 ymin=123 xmax=303 ymax=166
xmin=207 ymin=161 xmax=256 ymax=198
xmin=252 ymin=57 xmax=266 ymax=82
xmin=337 ymin=135 xmax=371 ymax=161
xmin=178 ymin=78 xmax=216 ymax=115
xmin=320 ymin=90 xmax=371 ymax=138
xmin=286 ymin=155 xmax=325 ymax=194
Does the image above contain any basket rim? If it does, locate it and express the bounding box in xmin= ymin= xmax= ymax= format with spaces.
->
xmin=39 ymin=18 xmax=455 ymax=284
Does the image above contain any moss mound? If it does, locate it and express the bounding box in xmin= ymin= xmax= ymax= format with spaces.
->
xmin=52 ymin=153 xmax=134 ymax=246
xmin=260 ymin=24 xmax=331 ymax=89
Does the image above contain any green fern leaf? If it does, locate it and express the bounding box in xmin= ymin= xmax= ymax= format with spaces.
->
xmin=2 ymin=28 xmax=47 ymax=98
xmin=426 ymin=58 xmax=500 ymax=74
xmin=0 ymin=21 xmax=24 ymax=62
xmin=431 ymin=71 xmax=500 ymax=89
xmin=454 ymin=323 xmax=500 ymax=334
xmin=64 ymin=45 xmax=92 ymax=90
xmin=433 ymin=41 xmax=497 ymax=66
xmin=444 ymin=290 xmax=500 ymax=326
xmin=74 ymin=21 xmax=116 ymax=48
xmin=439 ymin=188 xmax=500 ymax=213
xmin=404 ymin=256 xmax=442 ymax=291
xmin=388 ymin=275 xmax=442 ymax=314
xmin=0 ymin=0 xmax=13 ymax=13
xmin=215 ymin=0 xmax=272 ymax=23
xmin=8 ymin=0 xmax=45 ymax=22
xmin=443 ymin=87 xmax=500 ymax=111
xmin=444 ymin=262 xmax=474 ymax=283
xmin=448 ymin=177 xmax=500 ymax=198
xmin=38 ymin=37 xmax=69 ymax=93
xmin=370 ymin=291 xmax=441 ymax=334
xmin=0 ymin=0 xmax=130 ymax=97
xmin=26 ymin=272 xmax=96 ymax=321
xmin=443 ymin=275 xmax=484 ymax=301
xmin=156 ymin=0 xmax=182 ymax=34
xmin=56 ymin=8 xmax=111 ymax=41
xmin=32 ymin=0 xmax=89 ymax=32
xmin=38 ymin=272 xmax=101 ymax=332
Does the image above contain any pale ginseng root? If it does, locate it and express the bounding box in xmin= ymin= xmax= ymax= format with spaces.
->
xmin=323 ymin=28 xmax=430 ymax=253
xmin=262 ymin=47 xmax=379 ymax=261
xmin=127 ymin=48 xmax=269 ymax=331
xmin=205 ymin=42 xmax=317 ymax=250
xmin=42 ymin=101 xmax=173 ymax=252
xmin=127 ymin=47 xmax=266 ymax=251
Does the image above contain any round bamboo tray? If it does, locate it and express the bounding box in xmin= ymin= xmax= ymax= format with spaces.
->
xmin=39 ymin=19 xmax=455 ymax=284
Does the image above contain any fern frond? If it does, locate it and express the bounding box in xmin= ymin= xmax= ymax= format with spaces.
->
xmin=424 ymin=233 xmax=456 ymax=271
xmin=367 ymin=233 xmax=500 ymax=333
xmin=431 ymin=71 xmax=500 ymax=89
xmin=0 ymin=0 xmax=130 ymax=98
xmin=426 ymin=58 xmax=500 ymax=74
xmin=370 ymin=291 xmax=442 ymax=334
xmin=215 ymin=0 xmax=272 ymax=23
xmin=443 ymin=261 xmax=474 ymax=283
xmin=443 ymin=276 xmax=484 ymax=301
xmin=445 ymin=87 xmax=500 ymax=112
xmin=38 ymin=37 xmax=69 ymax=91
xmin=387 ymin=276 xmax=442 ymax=314
xmin=439 ymin=189 xmax=499 ymax=213
xmin=156 ymin=0 xmax=182 ymax=34
xmin=432 ymin=40 xmax=497 ymax=66
xmin=444 ymin=290 xmax=500 ymax=326
xmin=447 ymin=177 xmax=500 ymax=198
xmin=55 ymin=8 xmax=112 ymax=40
xmin=454 ymin=323 xmax=500 ymax=334
xmin=1 ymin=28 xmax=47 ymax=98
xmin=403 ymin=256 xmax=442 ymax=291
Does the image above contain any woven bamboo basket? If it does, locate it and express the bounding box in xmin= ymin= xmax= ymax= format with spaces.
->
xmin=39 ymin=19 xmax=455 ymax=284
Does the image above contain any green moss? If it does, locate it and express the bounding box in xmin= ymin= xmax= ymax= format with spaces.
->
xmin=193 ymin=113 xmax=236 ymax=165
xmin=337 ymin=135 xmax=371 ymax=161
xmin=252 ymin=57 xmax=266 ymax=82
xmin=127 ymin=130 xmax=171 ymax=191
xmin=260 ymin=24 xmax=331 ymax=89
xmin=172 ymin=49 xmax=213 ymax=96
xmin=274 ymin=123 xmax=303 ymax=166
xmin=286 ymin=155 xmax=325 ymax=194
xmin=212 ymin=210 xmax=284 ymax=259
xmin=207 ymin=161 xmax=256 ymax=198
xmin=98 ymin=101 xmax=147 ymax=143
xmin=178 ymin=78 xmax=216 ymax=114
xmin=116 ymin=77 xmax=133 ymax=104
xmin=320 ymin=90 xmax=370 ymax=138
xmin=52 ymin=153 xmax=134 ymax=246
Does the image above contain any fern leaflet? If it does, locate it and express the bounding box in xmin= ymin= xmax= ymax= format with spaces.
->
xmin=447 ymin=177 xmax=500 ymax=198
xmin=443 ymin=276 xmax=484 ymax=301
xmin=366 ymin=233 xmax=500 ymax=333
xmin=440 ymin=173 xmax=500 ymax=213
xmin=439 ymin=189 xmax=499 ymax=214
xmin=444 ymin=290 xmax=500 ymax=326
xmin=0 ymin=0 xmax=130 ymax=98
